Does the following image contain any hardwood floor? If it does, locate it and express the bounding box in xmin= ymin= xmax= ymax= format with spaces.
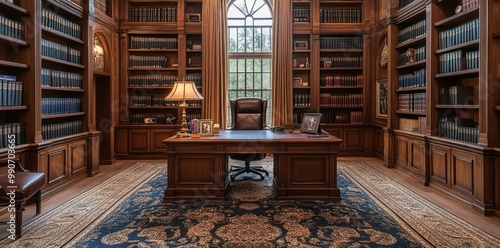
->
xmin=1 ymin=157 xmax=499 ymax=241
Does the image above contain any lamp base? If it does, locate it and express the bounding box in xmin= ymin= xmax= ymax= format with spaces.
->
xmin=176 ymin=131 xmax=191 ymax=138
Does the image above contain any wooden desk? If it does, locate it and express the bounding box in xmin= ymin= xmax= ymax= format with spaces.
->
xmin=162 ymin=130 xmax=343 ymax=201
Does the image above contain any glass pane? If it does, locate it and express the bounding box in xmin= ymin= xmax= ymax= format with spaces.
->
xmin=228 ymin=5 xmax=246 ymax=18
xmin=246 ymin=28 xmax=254 ymax=52
xmin=253 ymin=0 xmax=272 ymax=18
xmin=254 ymin=19 xmax=272 ymax=26
xmin=246 ymin=74 xmax=253 ymax=89
xmin=254 ymin=28 xmax=262 ymax=52
xmin=238 ymin=59 xmax=245 ymax=72
xmin=254 ymin=59 xmax=262 ymax=72
xmin=262 ymin=27 xmax=271 ymax=52
xmin=228 ymin=19 xmax=245 ymax=26
xmin=238 ymin=91 xmax=246 ymax=98
xmin=254 ymin=73 xmax=262 ymax=89
xmin=229 ymin=59 xmax=237 ymax=72
xmin=237 ymin=28 xmax=246 ymax=52
xmin=262 ymin=73 xmax=270 ymax=88
xmin=237 ymin=73 xmax=246 ymax=88
xmin=262 ymin=59 xmax=271 ymax=72
xmin=246 ymin=59 xmax=254 ymax=72
xmin=228 ymin=28 xmax=238 ymax=52
xmin=262 ymin=91 xmax=270 ymax=101
xmin=229 ymin=73 xmax=237 ymax=89
xmin=229 ymin=91 xmax=237 ymax=100
xmin=234 ymin=1 xmax=248 ymax=15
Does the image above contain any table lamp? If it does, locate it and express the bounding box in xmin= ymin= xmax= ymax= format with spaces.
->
xmin=165 ymin=80 xmax=203 ymax=137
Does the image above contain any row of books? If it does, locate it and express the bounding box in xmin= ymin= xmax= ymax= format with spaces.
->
xmin=186 ymin=113 xmax=202 ymax=122
xmin=293 ymin=94 xmax=310 ymax=107
xmin=465 ymin=50 xmax=479 ymax=69
xmin=438 ymin=19 xmax=479 ymax=49
xmin=185 ymin=100 xmax=202 ymax=106
xmin=41 ymin=68 xmax=82 ymax=89
xmin=319 ymin=9 xmax=362 ymax=23
xmin=130 ymin=36 xmax=178 ymax=50
xmin=321 ymin=111 xmax=362 ymax=124
xmin=398 ymin=46 xmax=425 ymax=65
xmin=399 ymin=0 xmax=415 ymax=8
xmin=319 ymin=93 xmax=363 ymax=106
xmin=292 ymin=8 xmax=310 ymax=23
xmin=320 ymin=36 xmax=362 ymax=50
xmin=42 ymin=120 xmax=82 ymax=140
xmin=398 ymin=93 xmax=426 ymax=112
xmin=128 ymin=7 xmax=178 ymax=22
xmin=461 ymin=0 xmax=479 ymax=12
xmin=129 ymin=55 xmax=168 ymax=68
xmin=41 ymin=8 xmax=82 ymax=40
xmin=0 ymin=14 xmax=25 ymax=41
xmin=185 ymin=73 xmax=202 ymax=87
xmin=438 ymin=86 xmax=475 ymax=105
xmin=0 ymin=123 xmax=24 ymax=149
xmin=129 ymin=74 xmax=178 ymax=87
xmin=398 ymin=68 xmax=426 ymax=89
xmin=398 ymin=20 xmax=426 ymax=45
xmin=320 ymin=75 xmax=363 ymax=87
xmin=320 ymin=57 xmax=362 ymax=68
xmin=129 ymin=113 xmax=173 ymax=125
xmin=41 ymin=98 xmax=81 ymax=115
xmin=130 ymin=95 xmax=178 ymax=107
xmin=41 ymin=39 xmax=81 ymax=64
xmin=438 ymin=50 xmax=462 ymax=74
xmin=0 ymin=79 xmax=22 ymax=106
xmin=437 ymin=117 xmax=478 ymax=143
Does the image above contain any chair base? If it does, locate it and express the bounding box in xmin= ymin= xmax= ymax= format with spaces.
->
xmin=229 ymin=162 xmax=269 ymax=181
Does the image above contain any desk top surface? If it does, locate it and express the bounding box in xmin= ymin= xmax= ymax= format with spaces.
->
xmin=164 ymin=130 xmax=342 ymax=144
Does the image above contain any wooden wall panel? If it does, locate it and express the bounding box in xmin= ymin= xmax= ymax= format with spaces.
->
xmin=344 ymin=129 xmax=363 ymax=151
xmin=129 ymin=129 xmax=150 ymax=153
xmin=429 ymin=144 xmax=449 ymax=185
xmin=395 ymin=136 xmax=409 ymax=168
xmin=375 ymin=127 xmax=384 ymax=155
xmin=151 ymin=129 xmax=176 ymax=152
xmin=451 ymin=150 xmax=475 ymax=196
xmin=289 ymin=157 xmax=327 ymax=184
xmin=70 ymin=140 xmax=87 ymax=175
xmin=47 ymin=145 xmax=68 ymax=186
xmin=409 ymin=140 xmax=425 ymax=175
xmin=114 ymin=128 xmax=128 ymax=156
xmin=177 ymin=157 xmax=215 ymax=184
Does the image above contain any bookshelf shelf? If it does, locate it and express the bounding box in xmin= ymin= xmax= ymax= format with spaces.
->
xmin=320 ymin=105 xmax=363 ymax=109
xmin=41 ymin=112 xmax=85 ymax=120
xmin=41 ymin=86 xmax=85 ymax=92
xmin=396 ymin=60 xmax=426 ymax=70
xmin=434 ymin=104 xmax=479 ymax=110
xmin=293 ymin=68 xmax=311 ymax=71
xmin=293 ymin=0 xmax=311 ymax=3
xmin=320 ymin=86 xmax=363 ymax=89
xmin=0 ymin=106 xmax=28 ymax=111
xmin=293 ymin=105 xmax=312 ymax=109
xmin=319 ymin=49 xmax=363 ymax=53
xmin=396 ymin=36 xmax=426 ymax=49
xmin=41 ymin=56 xmax=85 ymax=69
xmin=128 ymin=106 xmax=179 ymax=109
xmin=293 ymin=49 xmax=312 ymax=53
xmin=319 ymin=23 xmax=363 ymax=32
xmin=128 ymin=49 xmax=178 ymax=52
xmin=41 ymin=27 xmax=84 ymax=45
xmin=0 ymin=34 xmax=27 ymax=47
xmin=0 ymin=1 xmax=30 ymax=15
xmin=45 ymin=0 xmax=83 ymax=18
xmin=434 ymin=68 xmax=479 ymax=79
xmin=396 ymin=111 xmax=426 ymax=116
xmin=186 ymin=67 xmax=202 ymax=70
xmin=294 ymin=86 xmax=311 ymax=89
xmin=320 ymin=67 xmax=363 ymax=71
xmin=128 ymin=0 xmax=178 ymax=2
xmin=128 ymin=67 xmax=178 ymax=71
xmin=186 ymin=49 xmax=202 ymax=53
xmin=434 ymin=6 xmax=479 ymax=28
xmin=493 ymin=32 xmax=500 ymax=38
xmin=128 ymin=86 xmax=172 ymax=90
xmin=435 ymin=39 xmax=479 ymax=54
xmin=0 ymin=59 xmax=29 ymax=69
xmin=396 ymin=87 xmax=426 ymax=93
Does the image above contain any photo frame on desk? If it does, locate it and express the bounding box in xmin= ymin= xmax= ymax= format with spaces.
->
xmin=376 ymin=79 xmax=388 ymax=119
xmin=300 ymin=113 xmax=321 ymax=134
xmin=199 ymin=119 xmax=213 ymax=136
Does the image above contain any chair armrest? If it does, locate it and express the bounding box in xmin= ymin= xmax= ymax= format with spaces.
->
xmin=0 ymin=160 xmax=29 ymax=172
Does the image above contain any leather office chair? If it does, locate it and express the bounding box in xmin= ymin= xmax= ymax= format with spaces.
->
xmin=0 ymin=160 xmax=45 ymax=238
xmin=228 ymin=97 xmax=269 ymax=181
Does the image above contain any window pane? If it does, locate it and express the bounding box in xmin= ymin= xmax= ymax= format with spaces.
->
xmin=228 ymin=28 xmax=238 ymax=52
xmin=237 ymin=28 xmax=246 ymax=52
xmin=262 ymin=27 xmax=271 ymax=52
xmin=238 ymin=59 xmax=245 ymax=72
xmin=246 ymin=28 xmax=254 ymax=52
xmin=237 ymin=73 xmax=246 ymax=88
xmin=229 ymin=59 xmax=237 ymax=72
xmin=262 ymin=59 xmax=271 ymax=72
xmin=246 ymin=59 xmax=254 ymax=72
xmin=238 ymin=91 xmax=246 ymax=98
xmin=262 ymin=73 xmax=270 ymax=89
xmin=254 ymin=59 xmax=261 ymax=72
xmin=246 ymin=74 xmax=253 ymax=89
xmin=254 ymin=73 xmax=262 ymax=89
xmin=229 ymin=73 xmax=237 ymax=89
xmin=254 ymin=19 xmax=272 ymax=26
xmin=254 ymin=28 xmax=262 ymax=52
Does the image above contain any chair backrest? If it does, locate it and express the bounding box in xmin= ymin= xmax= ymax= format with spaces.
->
xmin=230 ymin=97 xmax=267 ymax=130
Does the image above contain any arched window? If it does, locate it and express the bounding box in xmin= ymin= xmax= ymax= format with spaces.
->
xmin=227 ymin=0 xmax=272 ymax=125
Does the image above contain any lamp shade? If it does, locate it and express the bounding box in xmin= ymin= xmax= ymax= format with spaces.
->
xmin=165 ymin=80 xmax=204 ymax=100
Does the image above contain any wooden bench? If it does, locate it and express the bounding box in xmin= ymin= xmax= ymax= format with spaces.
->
xmin=0 ymin=160 xmax=45 ymax=238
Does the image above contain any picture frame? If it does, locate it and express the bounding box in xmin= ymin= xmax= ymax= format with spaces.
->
xmin=300 ymin=113 xmax=321 ymax=134
xmin=293 ymin=77 xmax=303 ymax=85
xmin=376 ymin=79 xmax=388 ymax=119
xmin=293 ymin=40 xmax=308 ymax=50
xmin=144 ymin=117 xmax=157 ymax=124
xmin=187 ymin=13 xmax=201 ymax=22
xmin=199 ymin=119 xmax=213 ymax=136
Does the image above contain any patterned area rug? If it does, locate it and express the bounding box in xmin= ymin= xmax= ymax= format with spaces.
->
xmin=1 ymin=159 xmax=499 ymax=247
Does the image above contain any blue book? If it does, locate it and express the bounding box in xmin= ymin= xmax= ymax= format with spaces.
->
xmin=0 ymin=74 xmax=16 ymax=81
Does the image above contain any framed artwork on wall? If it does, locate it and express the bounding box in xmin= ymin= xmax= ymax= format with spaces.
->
xmin=376 ymin=79 xmax=388 ymax=119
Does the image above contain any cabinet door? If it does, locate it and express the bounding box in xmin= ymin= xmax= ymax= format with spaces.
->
xmin=343 ymin=128 xmax=363 ymax=151
xmin=429 ymin=144 xmax=450 ymax=187
xmin=450 ymin=149 xmax=476 ymax=196
xmin=395 ymin=135 xmax=409 ymax=169
xmin=152 ymin=129 xmax=176 ymax=152
xmin=46 ymin=144 xmax=68 ymax=186
xmin=409 ymin=139 xmax=425 ymax=177
xmin=129 ymin=129 xmax=151 ymax=153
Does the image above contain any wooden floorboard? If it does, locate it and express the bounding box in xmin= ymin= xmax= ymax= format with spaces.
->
xmin=1 ymin=157 xmax=499 ymax=241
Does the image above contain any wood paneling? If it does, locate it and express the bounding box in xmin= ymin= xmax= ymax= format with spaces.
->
xmin=451 ymin=150 xmax=475 ymax=196
xmin=395 ymin=136 xmax=409 ymax=168
xmin=409 ymin=140 xmax=425 ymax=175
xmin=151 ymin=129 xmax=176 ymax=152
xmin=47 ymin=145 xmax=68 ymax=186
xmin=114 ymin=128 xmax=128 ymax=156
xmin=178 ymin=157 xmax=214 ymax=184
xmin=375 ymin=127 xmax=384 ymax=155
xmin=70 ymin=140 xmax=86 ymax=175
xmin=429 ymin=144 xmax=449 ymax=185
xmin=344 ymin=128 xmax=363 ymax=151
xmin=289 ymin=157 xmax=327 ymax=184
xmin=128 ymin=129 xmax=150 ymax=153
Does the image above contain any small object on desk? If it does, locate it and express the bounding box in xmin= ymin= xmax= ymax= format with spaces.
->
xmin=270 ymin=126 xmax=284 ymax=132
xmin=286 ymin=129 xmax=293 ymax=133
xmin=307 ymin=134 xmax=329 ymax=138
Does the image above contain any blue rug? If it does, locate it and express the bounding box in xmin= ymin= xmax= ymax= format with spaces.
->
xmin=1 ymin=160 xmax=498 ymax=247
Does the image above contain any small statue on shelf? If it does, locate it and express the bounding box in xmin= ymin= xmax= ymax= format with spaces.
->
xmin=406 ymin=48 xmax=416 ymax=64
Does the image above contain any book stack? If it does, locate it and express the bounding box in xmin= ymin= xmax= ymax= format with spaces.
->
xmin=0 ymin=75 xmax=23 ymax=106
xmin=130 ymin=113 xmax=169 ymax=125
xmin=319 ymin=8 xmax=361 ymax=23
xmin=41 ymin=68 xmax=82 ymax=89
xmin=438 ymin=86 xmax=474 ymax=105
xmin=320 ymin=56 xmax=362 ymax=68
xmin=438 ymin=50 xmax=462 ymax=73
xmin=129 ymin=74 xmax=177 ymax=87
xmin=293 ymin=8 xmax=310 ymax=23
xmin=41 ymin=9 xmax=82 ymax=40
xmin=320 ymin=36 xmax=362 ymax=50
xmin=398 ymin=93 xmax=426 ymax=112
xmin=293 ymin=94 xmax=310 ymax=106
xmin=320 ymin=93 xmax=363 ymax=107
xmin=129 ymin=95 xmax=179 ymax=107
xmin=438 ymin=117 xmax=478 ymax=143
xmin=0 ymin=123 xmax=23 ymax=148
xmin=42 ymin=120 xmax=82 ymax=140
xmin=128 ymin=7 xmax=178 ymax=22
xmin=438 ymin=19 xmax=479 ymax=49
xmin=462 ymin=0 xmax=479 ymax=11
xmin=398 ymin=20 xmax=426 ymax=44
xmin=398 ymin=68 xmax=426 ymax=89
xmin=128 ymin=55 xmax=168 ymax=68
xmin=320 ymin=75 xmax=363 ymax=87
xmin=41 ymin=98 xmax=81 ymax=115
xmin=0 ymin=14 xmax=25 ymax=41
xmin=130 ymin=36 xmax=178 ymax=49
xmin=41 ymin=39 xmax=81 ymax=64
xmin=465 ymin=50 xmax=479 ymax=69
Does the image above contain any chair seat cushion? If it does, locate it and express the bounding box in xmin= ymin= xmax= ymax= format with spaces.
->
xmin=229 ymin=153 xmax=266 ymax=162
xmin=0 ymin=172 xmax=45 ymax=200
